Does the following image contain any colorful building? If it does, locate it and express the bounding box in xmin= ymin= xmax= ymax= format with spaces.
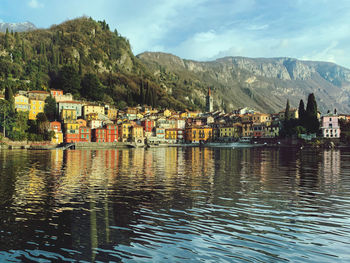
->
xmin=131 ymin=125 xmax=144 ymax=143
xmin=14 ymin=94 xmax=30 ymax=112
xmin=321 ymin=114 xmax=340 ymax=138
xmin=185 ymin=126 xmax=213 ymax=143
xmin=118 ymin=122 xmax=132 ymax=142
xmin=61 ymin=109 xmax=77 ymax=121
xmin=64 ymin=121 xmax=80 ymax=143
xmin=49 ymin=121 xmax=63 ymax=144
xmin=77 ymin=118 xmax=87 ymax=127
xmin=83 ymin=104 xmax=105 ymax=118
xmin=92 ymin=128 xmax=106 ymax=142
xmin=58 ymin=101 xmax=83 ymax=118
xmin=28 ymin=90 xmax=50 ymax=101
xmin=29 ymin=99 xmax=45 ymax=120
xmin=105 ymin=124 xmax=118 ymax=142
xmin=79 ymin=127 xmax=91 ymax=142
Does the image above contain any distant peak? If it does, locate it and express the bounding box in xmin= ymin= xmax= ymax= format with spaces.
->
xmin=0 ymin=21 xmax=36 ymax=32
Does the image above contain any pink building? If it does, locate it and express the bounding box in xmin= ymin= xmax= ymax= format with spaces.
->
xmin=321 ymin=115 xmax=340 ymax=138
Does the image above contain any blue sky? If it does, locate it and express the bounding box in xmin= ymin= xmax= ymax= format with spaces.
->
xmin=1 ymin=0 xmax=350 ymax=67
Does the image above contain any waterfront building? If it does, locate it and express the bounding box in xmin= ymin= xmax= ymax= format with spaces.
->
xmin=321 ymin=114 xmax=340 ymax=138
xmin=185 ymin=126 xmax=213 ymax=143
xmin=105 ymin=124 xmax=118 ymax=142
xmin=118 ymin=122 xmax=132 ymax=142
xmin=49 ymin=121 xmax=63 ymax=144
xmin=131 ymin=125 xmax=144 ymax=143
xmin=64 ymin=121 xmax=80 ymax=143
xmin=29 ymin=99 xmax=45 ymax=120
xmin=79 ymin=127 xmax=91 ymax=142
xmin=219 ymin=123 xmax=242 ymax=140
xmin=92 ymin=128 xmax=106 ymax=142
xmin=156 ymin=127 xmax=165 ymax=139
xmin=141 ymin=119 xmax=155 ymax=137
xmin=14 ymin=94 xmax=30 ymax=112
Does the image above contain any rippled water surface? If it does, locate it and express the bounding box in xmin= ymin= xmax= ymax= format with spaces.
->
xmin=1 ymin=147 xmax=350 ymax=262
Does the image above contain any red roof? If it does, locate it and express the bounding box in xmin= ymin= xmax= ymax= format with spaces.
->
xmin=59 ymin=101 xmax=82 ymax=104
xmin=29 ymin=90 xmax=50 ymax=94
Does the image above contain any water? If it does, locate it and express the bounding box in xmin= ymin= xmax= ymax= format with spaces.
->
xmin=0 ymin=147 xmax=350 ymax=262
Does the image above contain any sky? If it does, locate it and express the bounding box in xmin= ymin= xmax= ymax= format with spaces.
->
xmin=0 ymin=0 xmax=350 ymax=67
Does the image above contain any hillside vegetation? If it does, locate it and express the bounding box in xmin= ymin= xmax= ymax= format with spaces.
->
xmin=0 ymin=17 xmax=190 ymax=110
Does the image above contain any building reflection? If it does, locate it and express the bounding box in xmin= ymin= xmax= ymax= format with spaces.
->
xmin=2 ymin=146 xmax=346 ymax=261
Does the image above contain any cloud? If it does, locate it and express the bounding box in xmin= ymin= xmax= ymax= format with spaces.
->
xmin=28 ymin=0 xmax=43 ymax=8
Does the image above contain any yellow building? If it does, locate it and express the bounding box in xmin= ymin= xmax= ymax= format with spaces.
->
xmin=132 ymin=125 xmax=144 ymax=142
xmin=106 ymin=107 xmax=118 ymax=120
xmin=118 ymin=122 xmax=132 ymax=142
xmin=185 ymin=126 xmax=213 ymax=143
xmin=61 ymin=109 xmax=77 ymax=121
xmin=83 ymin=104 xmax=105 ymax=118
xmin=29 ymin=99 xmax=45 ymax=120
xmin=14 ymin=95 xmax=30 ymax=112
xmin=180 ymin=110 xmax=200 ymax=118
xmin=163 ymin=109 xmax=172 ymax=117
xmin=165 ymin=128 xmax=178 ymax=140
xmin=85 ymin=113 xmax=99 ymax=121
xmin=64 ymin=121 xmax=80 ymax=132
xmin=51 ymin=131 xmax=64 ymax=144
xmin=219 ymin=124 xmax=242 ymax=139
xmin=252 ymin=113 xmax=271 ymax=123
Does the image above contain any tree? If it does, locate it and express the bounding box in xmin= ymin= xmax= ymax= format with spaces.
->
xmin=285 ymin=99 xmax=290 ymax=121
xmin=81 ymin=73 xmax=103 ymax=101
xmin=305 ymin=93 xmax=320 ymax=134
xmin=36 ymin=112 xmax=49 ymax=135
xmin=44 ymin=96 xmax=57 ymax=121
xmin=298 ymin=99 xmax=306 ymax=127
xmin=4 ymin=85 xmax=15 ymax=113
xmin=54 ymin=65 xmax=81 ymax=95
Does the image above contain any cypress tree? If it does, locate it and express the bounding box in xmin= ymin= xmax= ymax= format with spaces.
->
xmin=305 ymin=93 xmax=319 ymax=133
xmin=5 ymin=86 xmax=15 ymax=113
xmin=5 ymin=28 xmax=9 ymax=49
xmin=298 ymin=99 xmax=306 ymax=126
xmin=285 ymin=99 xmax=290 ymax=121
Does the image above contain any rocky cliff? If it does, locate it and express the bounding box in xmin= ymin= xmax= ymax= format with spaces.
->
xmin=138 ymin=52 xmax=350 ymax=113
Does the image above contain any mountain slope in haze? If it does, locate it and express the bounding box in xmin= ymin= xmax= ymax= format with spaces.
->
xmin=138 ymin=52 xmax=350 ymax=113
xmin=0 ymin=22 xmax=36 ymax=32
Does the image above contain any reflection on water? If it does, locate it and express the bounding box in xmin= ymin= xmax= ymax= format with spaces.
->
xmin=0 ymin=147 xmax=350 ymax=262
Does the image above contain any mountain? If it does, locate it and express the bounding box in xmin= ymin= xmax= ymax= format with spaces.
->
xmin=0 ymin=18 xmax=188 ymax=110
xmin=1 ymin=17 xmax=349 ymax=114
xmin=138 ymin=52 xmax=350 ymax=113
xmin=0 ymin=22 xmax=36 ymax=32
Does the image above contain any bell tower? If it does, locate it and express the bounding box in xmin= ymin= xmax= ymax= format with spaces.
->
xmin=206 ymin=87 xmax=213 ymax=112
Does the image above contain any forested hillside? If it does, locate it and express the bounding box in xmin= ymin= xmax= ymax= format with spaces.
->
xmin=0 ymin=17 xmax=190 ymax=110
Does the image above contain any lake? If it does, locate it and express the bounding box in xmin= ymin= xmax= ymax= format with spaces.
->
xmin=0 ymin=147 xmax=350 ymax=262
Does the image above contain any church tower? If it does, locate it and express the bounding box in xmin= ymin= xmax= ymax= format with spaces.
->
xmin=206 ymin=87 xmax=213 ymax=112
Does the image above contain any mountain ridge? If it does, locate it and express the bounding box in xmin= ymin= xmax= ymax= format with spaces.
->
xmin=137 ymin=51 xmax=350 ymax=113
xmin=0 ymin=22 xmax=36 ymax=32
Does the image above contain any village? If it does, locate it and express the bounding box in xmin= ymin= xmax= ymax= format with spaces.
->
xmin=5 ymin=87 xmax=344 ymax=147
